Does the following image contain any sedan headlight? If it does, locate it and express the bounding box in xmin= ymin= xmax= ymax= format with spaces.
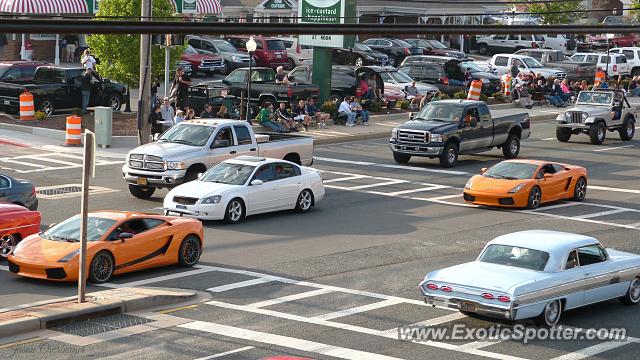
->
xmin=201 ymin=195 xmax=222 ymax=204
xmin=508 ymin=183 xmax=526 ymax=193
xmin=165 ymin=161 xmax=187 ymax=170
xmin=464 ymin=178 xmax=473 ymax=190
xmin=430 ymin=133 xmax=444 ymax=143
xmin=58 ymin=249 xmax=79 ymax=263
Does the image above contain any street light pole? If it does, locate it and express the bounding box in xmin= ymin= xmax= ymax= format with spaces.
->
xmin=246 ymin=37 xmax=257 ymax=123
xmin=605 ymin=33 xmax=614 ymax=82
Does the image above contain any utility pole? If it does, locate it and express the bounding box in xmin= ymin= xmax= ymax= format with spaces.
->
xmin=164 ymin=34 xmax=171 ymax=98
xmin=138 ymin=0 xmax=152 ymax=144
xmin=78 ymin=131 xmax=95 ymax=304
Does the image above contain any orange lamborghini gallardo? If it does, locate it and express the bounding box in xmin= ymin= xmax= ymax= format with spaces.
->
xmin=7 ymin=211 xmax=204 ymax=283
xmin=463 ymin=159 xmax=587 ymax=209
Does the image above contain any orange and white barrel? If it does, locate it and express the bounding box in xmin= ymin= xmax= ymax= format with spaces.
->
xmin=19 ymin=91 xmax=34 ymax=121
xmin=504 ymin=77 xmax=511 ymax=97
xmin=594 ymin=71 xmax=605 ymax=88
xmin=64 ymin=115 xmax=82 ymax=146
xmin=467 ymin=79 xmax=483 ymax=101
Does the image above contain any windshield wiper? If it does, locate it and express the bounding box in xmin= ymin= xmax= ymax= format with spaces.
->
xmin=169 ymin=139 xmax=193 ymax=145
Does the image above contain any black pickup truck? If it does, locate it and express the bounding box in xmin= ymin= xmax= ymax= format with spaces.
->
xmin=221 ymin=67 xmax=320 ymax=107
xmin=389 ymin=100 xmax=531 ymax=167
xmin=0 ymin=67 xmax=126 ymax=116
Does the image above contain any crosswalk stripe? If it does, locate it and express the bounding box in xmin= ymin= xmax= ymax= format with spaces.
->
xmin=248 ymin=288 xmax=334 ymax=308
xmin=313 ymin=299 xmax=401 ymax=321
xmin=207 ymin=278 xmax=272 ymax=292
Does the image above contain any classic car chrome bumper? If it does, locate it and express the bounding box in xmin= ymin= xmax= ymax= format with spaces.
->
xmin=423 ymin=295 xmax=515 ymax=320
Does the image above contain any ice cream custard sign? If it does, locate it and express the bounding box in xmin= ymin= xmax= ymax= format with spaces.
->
xmin=298 ymin=0 xmax=345 ymax=48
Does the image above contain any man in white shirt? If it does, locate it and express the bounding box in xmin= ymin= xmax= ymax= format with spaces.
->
xmin=338 ymin=97 xmax=356 ymax=127
xmin=81 ymin=49 xmax=96 ymax=70
xmin=159 ymin=97 xmax=175 ymax=131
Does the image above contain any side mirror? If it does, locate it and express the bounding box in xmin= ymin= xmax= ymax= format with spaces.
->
xmin=251 ymin=179 xmax=264 ymax=186
xmin=409 ymin=112 xmax=415 ymax=120
xmin=544 ymin=173 xmax=554 ymax=179
xmin=211 ymin=139 xmax=230 ymax=148
xmin=480 ymin=167 xmax=488 ymax=174
xmin=118 ymin=232 xmax=134 ymax=241
xmin=197 ymin=172 xmax=203 ymax=179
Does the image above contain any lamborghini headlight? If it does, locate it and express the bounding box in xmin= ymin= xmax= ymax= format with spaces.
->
xmin=508 ymin=183 xmax=526 ymax=193
xmin=58 ymin=249 xmax=79 ymax=263
xmin=465 ymin=178 xmax=473 ymax=190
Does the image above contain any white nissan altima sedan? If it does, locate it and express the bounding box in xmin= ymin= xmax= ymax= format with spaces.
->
xmin=163 ymin=156 xmax=325 ymax=223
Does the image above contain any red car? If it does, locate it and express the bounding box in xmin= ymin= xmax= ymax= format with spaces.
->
xmin=225 ymin=36 xmax=289 ymax=69
xmin=0 ymin=203 xmax=41 ymax=260
xmin=180 ymin=45 xmax=225 ymax=76
xmin=0 ymin=61 xmax=50 ymax=83
xmin=590 ymin=33 xmax=640 ymax=50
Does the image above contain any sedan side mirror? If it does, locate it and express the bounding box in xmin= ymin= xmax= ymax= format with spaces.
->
xmin=251 ymin=179 xmax=264 ymax=186
xmin=118 ymin=232 xmax=134 ymax=241
xmin=480 ymin=167 xmax=488 ymax=174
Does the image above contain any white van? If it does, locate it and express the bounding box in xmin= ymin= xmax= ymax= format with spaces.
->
xmin=542 ymin=34 xmax=576 ymax=55
xmin=570 ymin=52 xmax=630 ymax=77
xmin=280 ymin=37 xmax=313 ymax=67
xmin=609 ymin=47 xmax=640 ymax=77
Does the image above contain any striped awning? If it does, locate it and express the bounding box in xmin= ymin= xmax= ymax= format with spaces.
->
xmin=0 ymin=0 xmax=88 ymax=13
xmin=170 ymin=0 xmax=221 ymax=14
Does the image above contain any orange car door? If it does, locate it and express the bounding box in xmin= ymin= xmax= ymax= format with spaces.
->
xmin=539 ymin=165 xmax=566 ymax=201
xmin=111 ymin=219 xmax=173 ymax=274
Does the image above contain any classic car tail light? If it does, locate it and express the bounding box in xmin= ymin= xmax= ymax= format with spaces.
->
xmin=426 ymin=283 xmax=439 ymax=290
xmin=404 ymin=48 xmax=410 ymax=55
xmin=497 ymin=295 xmax=511 ymax=302
xmin=440 ymin=286 xmax=453 ymax=292
xmin=613 ymin=64 xmax=618 ymax=72
xmin=481 ymin=293 xmax=495 ymax=299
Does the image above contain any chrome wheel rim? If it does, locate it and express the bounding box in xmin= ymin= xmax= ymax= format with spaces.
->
xmin=509 ymin=139 xmax=518 ymax=154
xmin=575 ymin=178 xmax=587 ymax=199
xmin=627 ymin=122 xmax=635 ymax=137
xmin=299 ymin=191 xmax=312 ymax=210
xmin=41 ymin=101 xmax=53 ymax=116
xmin=598 ymin=126 xmax=604 ymax=141
xmin=182 ymin=237 xmax=200 ymax=265
xmin=530 ymin=188 xmax=541 ymax=208
xmin=545 ymin=301 xmax=560 ymax=324
xmin=355 ymin=57 xmax=363 ymax=66
xmin=0 ymin=234 xmax=16 ymax=258
xmin=228 ymin=201 xmax=243 ymax=222
xmin=447 ymin=148 xmax=456 ymax=164
xmin=92 ymin=253 xmax=113 ymax=282
xmin=110 ymin=96 xmax=120 ymax=110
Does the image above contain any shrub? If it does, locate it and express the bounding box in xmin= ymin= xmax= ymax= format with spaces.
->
xmin=479 ymin=93 xmax=489 ymax=102
xmin=453 ymin=90 xmax=467 ymax=99
xmin=320 ymin=100 xmax=337 ymax=117
xmin=397 ymin=99 xmax=410 ymax=110
xmin=368 ymin=100 xmax=382 ymax=112
xmin=71 ymin=108 xmax=83 ymax=116
xmin=492 ymin=91 xmax=504 ymax=102
xmin=34 ymin=111 xmax=47 ymax=120
xmin=439 ymin=93 xmax=451 ymax=100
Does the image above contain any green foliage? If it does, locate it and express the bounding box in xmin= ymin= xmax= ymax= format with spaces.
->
xmin=320 ymin=100 xmax=337 ymax=116
xmin=479 ymin=93 xmax=489 ymax=102
xmin=439 ymin=93 xmax=451 ymax=100
xmin=521 ymin=1 xmax=583 ymax=24
xmin=87 ymin=0 xmax=184 ymax=87
xmin=34 ymin=111 xmax=47 ymax=120
xmin=397 ymin=99 xmax=410 ymax=110
xmin=368 ymin=101 xmax=382 ymax=112
xmin=492 ymin=92 xmax=504 ymax=102
xmin=453 ymin=91 xmax=467 ymax=100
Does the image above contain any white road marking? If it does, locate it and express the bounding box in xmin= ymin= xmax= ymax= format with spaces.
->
xmin=376 ymin=312 xmax=469 ymax=338
xmin=593 ymin=144 xmax=635 ymax=152
xmin=413 ymin=194 xmax=479 ymax=208
xmin=575 ymin=209 xmax=629 ymax=219
xmin=100 ymin=265 xmax=218 ymax=288
xmin=0 ymin=265 xmax=8 ymax=272
xmin=35 ymin=184 xmax=118 ymax=200
xmin=0 ymin=152 xmax=122 ymax=173
xmin=315 ymin=156 xmax=469 ymax=175
xmin=323 ymin=175 xmax=369 ymax=183
xmin=530 ymin=202 xmax=581 ymax=211
xmin=180 ymin=321 xmax=408 ymax=360
xmin=589 ymin=185 xmax=640 ymax=195
xmin=207 ymin=278 xmax=273 ymax=293
xmin=248 ymin=288 xmax=334 ymax=308
xmin=346 ymin=179 xmax=409 ymax=190
xmin=0 ymin=158 xmax=49 ymax=168
xmin=548 ymin=339 xmax=634 ymax=360
xmin=313 ymin=299 xmax=401 ymax=321
xmin=541 ymin=137 xmax=557 ymax=141
xmin=456 ymin=341 xmax=500 ymax=351
xmin=520 ymin=209 xmax=640 ymax=230
xmin=377 ymin=185 xmax=450 ymax=196
xmin=194 ymin=346 xmax=255 ymax=360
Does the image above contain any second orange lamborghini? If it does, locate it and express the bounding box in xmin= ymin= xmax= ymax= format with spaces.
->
xmin=463 ymin=159 xmax=587 ymax=209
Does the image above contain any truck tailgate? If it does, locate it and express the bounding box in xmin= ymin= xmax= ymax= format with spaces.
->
xmin=255 ymin=132 xmax=315 ymax=166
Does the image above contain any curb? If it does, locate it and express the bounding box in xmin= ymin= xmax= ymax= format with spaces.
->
xmin=0 ymin=287 xmax=196 ymax=339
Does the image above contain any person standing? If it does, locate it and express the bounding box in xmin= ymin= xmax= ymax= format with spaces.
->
xmin=149 ymin=104 xmax=164 ymax=138
xmin=0 ymin=34 xmax=7 ymax=59
xmin=405 ymin=80 xmax=422 ymax=109
xmin=64 ymin=34 xmax=79 ymax=63
xmin=510 ymin=59 xmax=521 ymax=79
xmin=338 ymin=97 xmax=356 ymax=127
xmin=80 ymin=68 xmax=93 ymax=114
xmin=171 ymin=67 xmax=191 ymax=111
xmin=81 ymin=49 xmax=97 ymax=70
xmin=159 ymin=97 xmax=175 ymax=131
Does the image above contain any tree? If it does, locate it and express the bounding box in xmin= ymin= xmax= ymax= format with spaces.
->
xmin=87 ymin=0 xmax=183 ymax=88
xmin=519 ymin=1 xmax=583 ymax=25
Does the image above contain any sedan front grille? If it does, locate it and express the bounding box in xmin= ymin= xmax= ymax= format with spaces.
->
xmin=173 ymin=196 xmax=198 ymax=205
xmin=128 ymin=154 xmax=164 ymax=171
xmin=398 ymin=129 xmax=430 ymax=144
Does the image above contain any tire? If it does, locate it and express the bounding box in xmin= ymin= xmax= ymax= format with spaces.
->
xmin=128 ymin=184 xmax=156 ymax=199
xmin=224 ymin=198 xmax=245 ymax=224
xmin=219 ymin=61 xmax=231 ymax=75
xmin=107 ymin=93 xmax=122 ymax=111
xmin=619 ymin=116 xmax=635 ymax=141
xmin=392 ymin=152 xmax=411 ymax=164
xmin=502 ymin=134 xmax=520 ymax=159
xmin=178 ymin=235 xmax=202 ymax=267
xmin=620 ymin=277 xmax=640 ymax=305
xmin=535 ymin=300 xmax=562 ymax=327
xmin=439 ymin=142 xmax=458 ymax=168
xmin=478 ymin=44 xmax=489 ymax=55
xmin=184 ymin=168 xmax=201 ymax=183
xmin=573 ymin=177 xmax=587 ymax=201
xmin=329 ymin=94 xmax=342 ymax=104
xmin=556 ymin=127 xmax=572 ymax=142
xmin=526 ymin=186 xmax=541 ymax=210
xmin=89 ymin=251 xmax=114 ymax=284
xmin=38 ymin=99 xmax=55 ymax=117
xmin=295 ymin=189 xmax=314 ymax=213
xmin=589 ymin=122 xmax=606 ymax=145
xmin=288 ymin=57 xmax=296 ymax=69
xmin=388 ymin=55 xmax=398 ymax=67
xmin=0 ymin=234 xmax=17 ymax=260
xmin=355 ymin=57 xmax=364 ymax=67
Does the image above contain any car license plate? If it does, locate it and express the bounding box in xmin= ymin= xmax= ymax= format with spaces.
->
xmin=460 ymin=301 xmax=476 ymax=312
xmin=137 ymin=177 xmax=148 ymax=186
xmin=275 ymin=53 xmax=282 ymax=58
xmin=2 ymin=100 xmax=9 ymax=105
xmin=176 ymin=205 xmax=186 ymax=210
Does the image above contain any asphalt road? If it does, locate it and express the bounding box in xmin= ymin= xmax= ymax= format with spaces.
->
xmin=0 ymin=118 xmax=639 ymax=360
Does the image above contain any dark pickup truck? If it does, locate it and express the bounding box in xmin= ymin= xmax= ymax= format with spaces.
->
xmin=221 ymin=67 xmax=320 ymax=107
xmin=0 ymin=66 xmax=126 ymax=116
xmin=390 ymin=100 xmax=531 ymax=167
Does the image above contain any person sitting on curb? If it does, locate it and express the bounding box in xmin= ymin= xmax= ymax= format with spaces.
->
xmin=350 ymin=97 xmax=369 ymax=126
xmin=292 ymin=99 xmax=311 ymax=131
xmin=338 ymin=97 xmax=357 ymax=127
xmin=405 ymin=80 xmax=422 ymax=109
xmin=275 ymin=102 xmax=298 ymax=132
xmin=305 ymin=98 xmax=329 ymax=129
xmin=257 ymin=102 xmax=287 ymax=133
xmin=512 ymin=83 xmax=533 ymax=109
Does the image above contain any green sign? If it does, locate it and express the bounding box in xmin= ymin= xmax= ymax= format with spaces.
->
xmin=298 ymin=0 xmax=344 ymax=48
xmin=183 ymin=0 xmax=196 ymax=13
xmin=263 ymin=0 xmax=291 ymax=10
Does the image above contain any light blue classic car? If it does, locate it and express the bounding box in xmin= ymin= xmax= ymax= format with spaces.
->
xmin=419 ymin=230 xmax=640 ymax=326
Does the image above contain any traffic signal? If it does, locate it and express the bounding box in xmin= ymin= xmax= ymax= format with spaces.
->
xmin=151 ymin=34 xmax=165 ymax=46
xmin=171 ymin=34 xmax=184 ymax=46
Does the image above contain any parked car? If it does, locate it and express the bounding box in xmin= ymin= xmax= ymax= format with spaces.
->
xmin=403 ymin=38 xmax=466 ymax=59
xmin=185 ymin=36 xmax=253 ymax=75
xmin=225 ymin=36 xmax=289 ymax=69
xmin=476 ymin=34 xmax=545 ymax=55
xmin=187 ymin=82 xmax=239 ymax=117
xmin=542 ymin=34 xmax=576 ymax=55
xmin=390 ymin=100 xmax=531 ymax=167
xmin=398 ymin=58 xmax=501 ymax=96
xmin=221 ymin=67 xmax=319 ymax=109
xmin=361 ymin=38 xmax=422 ymax=67
xmin=0 ymin=172 xmax=38 ymax=211
xmin=0 ymin=66 xmax=126 ymax=116
xmin=164 ymin=157 xmax=325 ymax=223
xmin=556 ymin=89 xmax=638 ymax=144
xmin=609 ymin=47 xmax=640 ymax=77
xmin=0 ymin=203 xmax=41 ymax=260
xmin=174 ymin=60 xmax=193 ymax=76
xmin=569 ymin=52 xmax=630 ymax=78
xmin=122 ymin=119 xmax=315 ymax=199
xmin=463 ymin=159 xmax=587 ymax=209
xmin=180 ymin=45 xmax=224 ymax=76
xmin=514 ymin=49 xmax=596 ymax=81
xmin=590 ymin=33 xmax=640 ymax=51
xmin=421 ymin=230 xmax=640 ymax=326
xmin=8 ymin=211 xmax=204 ymax=283
xmin=280 ymin=37 xmax=313 ymax=68
xmin=490 ymin=54 xmax=567 ymax=80
xmin=332 ymin=42 xmax=389 ymax=67
xmin=0 ymin=61 xmax=50 ymax=83
xmin=375 ymin=66 xmax=438 ymax=96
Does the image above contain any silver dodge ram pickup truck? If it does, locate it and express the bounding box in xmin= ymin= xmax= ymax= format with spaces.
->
xmin=122 ymin=119 xmax=314 ymax=198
